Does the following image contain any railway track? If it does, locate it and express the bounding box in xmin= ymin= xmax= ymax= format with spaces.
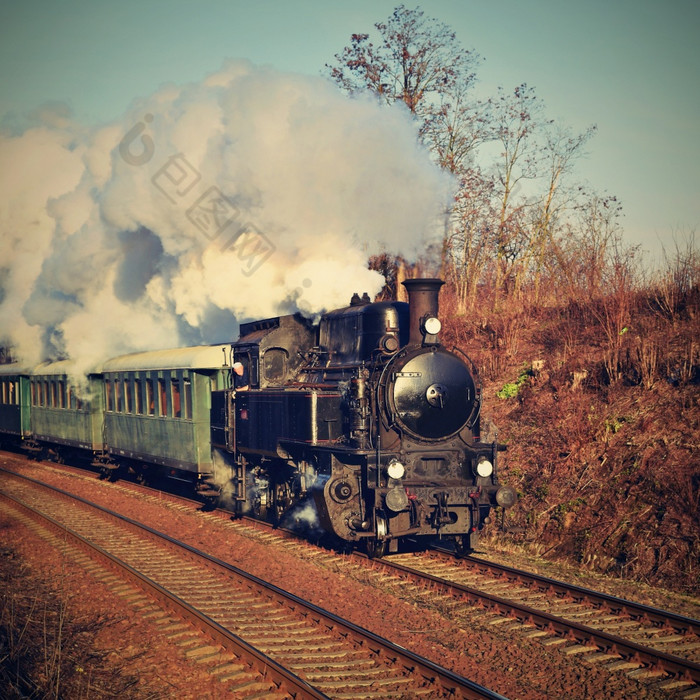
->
xmin=5 ymin=456 xmax=700 ymax=697
xmin=0 ymin=468 xmax=504 ymax=700
xmin=383 ymin=550 xmax=700 ymax=695
xmin=191 ymin=513 xmax=700 ymax=697
xmin=443 ymin=548 xmax=700 ymax=659
xmin=170 ymin=494 xmax=700 ymax=697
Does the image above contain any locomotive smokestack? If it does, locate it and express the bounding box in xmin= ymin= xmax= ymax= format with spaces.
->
xmin=402 ymin=278 xmax=444 ymax=346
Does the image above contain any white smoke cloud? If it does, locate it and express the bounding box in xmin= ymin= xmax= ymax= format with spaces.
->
xmin=0 ymin=59 xmax=455 ymax=372
xmin=281 ymin=500 xmax=324 ymax=537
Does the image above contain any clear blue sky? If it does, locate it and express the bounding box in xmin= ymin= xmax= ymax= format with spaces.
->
xmin=1 ymin=0 xmax=698 ymax=262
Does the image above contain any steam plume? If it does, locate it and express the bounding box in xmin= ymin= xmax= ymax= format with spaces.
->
xmin=0 ymin=60 xmax=454 ymax=375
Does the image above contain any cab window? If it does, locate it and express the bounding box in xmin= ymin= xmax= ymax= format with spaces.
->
xmin=263 ymin=348 xmax=288 ymax=382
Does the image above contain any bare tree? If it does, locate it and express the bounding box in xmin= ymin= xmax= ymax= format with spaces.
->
xmin=651 ymin=229 xmax=699 ymax=325
xmin=328 ymin=5 xmax=607 ymax=314
xmin=326 ymin=5 xmax=480 ymax=121
xmin=446 ymin=167 xmax=496 ymax=312
xmin=528 ymin=123 xmax=597 ymax=300
xmin=422 ymin=85 xmax=491 ymax=173
xmin=487 ymin=84 xmax=547 ymax=299
xmin=568 ymin=193 xmax=625 ymax=303
xmin=327 ymin=5 xmax=484 ymax=286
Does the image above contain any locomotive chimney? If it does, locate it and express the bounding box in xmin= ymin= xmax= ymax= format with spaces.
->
xmin=402 ymin=278 xmax=444 ymax=346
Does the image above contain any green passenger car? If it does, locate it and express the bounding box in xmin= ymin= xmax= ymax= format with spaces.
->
xmin=0 ymin=364 xmax=31 ymax=442
xmin=100 ymin=345 xmax=231 ymax=479
xmin=29 ymin=361 xmax=105 ymax=453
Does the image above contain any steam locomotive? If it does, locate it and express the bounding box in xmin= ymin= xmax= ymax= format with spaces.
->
xmin=0 ymin=278 xmax=516 ymax=556
xmin=212 ymin=278 xmax=516 ymax=555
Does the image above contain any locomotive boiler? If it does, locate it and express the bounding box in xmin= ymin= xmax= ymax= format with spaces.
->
xmin=212 ymin=278 xmax=516 ymax=556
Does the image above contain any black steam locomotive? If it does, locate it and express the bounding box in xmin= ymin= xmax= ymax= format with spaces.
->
xmin=212 ymin=278 xmax=516 ymax=556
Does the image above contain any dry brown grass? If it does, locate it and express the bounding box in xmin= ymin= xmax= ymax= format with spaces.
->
xmin=441 ymin=249 xmax=699 ymax=594
xmin=0 ymin=519 xmax=162 ymax=699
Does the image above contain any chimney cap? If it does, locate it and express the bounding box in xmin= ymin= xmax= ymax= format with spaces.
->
xmin=402 ymin=278 xmax=445 ymax=291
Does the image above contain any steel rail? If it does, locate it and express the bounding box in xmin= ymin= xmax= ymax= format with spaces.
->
xmin=0 ymin=470 xmax=505 ymax=700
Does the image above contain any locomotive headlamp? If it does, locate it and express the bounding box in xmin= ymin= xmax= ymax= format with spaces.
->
xmin=476 ymin=457 xmax=494 ymax=478
xmin=496 ymin=485 xmax=517 ymax=508
xmin=385 ymin=486 xmax=409 ymax=512
xmin=386 ymin=459 xmax=405 ymax=480
xmin=423 ymin=316 xmax=442 ymax=335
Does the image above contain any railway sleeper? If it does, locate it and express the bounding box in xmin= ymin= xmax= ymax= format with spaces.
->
xmin=562 ymin=643 xmax=600 ymax=655
xmin=605 ymin=659 xmax=644 ymax=671
xmin=316 ymin=675 xmax=414 ymax=689
xmin=225 ymin=678 xmax=281 ymax=696
xmin=166 ymin=630 xmax=198 ymax=641
xmin=560 ymin=609 xmax=600 ymax=619
xmin=158 ymin=621 xmax=191 ymax=633
xmin=243 ymin=628 xmax=331 ymax=639
xmin=228 ymin=617 xmax=305 ymax=631
xmin=209 ymin=662 xmax=247 ymax=676
xmin=176 ymin=637 xmax=203 ymax=649
xmin=649 ymin=634 xmax=687 ymax=644
xmin=289 ymin=657 xmax=383 ymax=670
xmin=275 ymin=647 xmax=366 ymax=661
xmin=248 ymin=638 xmax=336 ymax=653
xmin=598 ymin=620 xmax=656 ymax=632
xmin=656 ymin=677 xmax=698 ymax=691
xmin=626 ymin=667 xmax=668 ymax=680
xmin=185 ymin=645 xmax=226 ymax=661
xmin=581 ymin=652 xmax=623 ymax=664
xmin=302 ymin=667 xmax=405 ymax=680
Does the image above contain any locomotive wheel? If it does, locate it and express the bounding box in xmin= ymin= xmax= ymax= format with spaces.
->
xmin=251 ymin=491 xmax=265 ymax=519
xmin=365 ymin=512 xmax=389 ymax=558
xmin=99 ymin=466 xmax=119 ymax=482
xmin=453 ymin=534 xmax=471 ymax=556
xmin=365 ymin=537 xmax=388 ymax=559
xmin=273 ymin=482 xmax=293 ymax=525
xmin=48 ymin=448 xmax=64 ymax=464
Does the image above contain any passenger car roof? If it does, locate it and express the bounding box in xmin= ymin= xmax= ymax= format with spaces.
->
xmin=101 ymin=344 xmax=231 ymax=372
xmin=0 ymin=363 xmax=32 ymax=376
